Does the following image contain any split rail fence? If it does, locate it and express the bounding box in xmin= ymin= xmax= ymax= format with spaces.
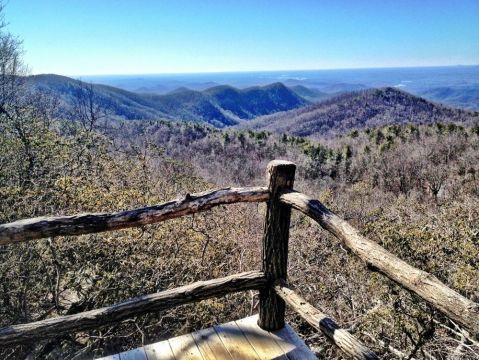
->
xmin=1 ymin=160 xmax=478 ymax=359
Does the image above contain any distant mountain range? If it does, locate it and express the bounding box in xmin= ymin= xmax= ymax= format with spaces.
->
xmin=288 ymin=85 xmax=331 ymax=102
xmin=26 ymin=74 xmax=306 ymax=127
xmin=243 ymin=87 xmax=479 ymax=137
xmin=25 ymin=75 xmax=478 ymax=136
xmin=81 ymin=66 xmax=479 ymax=111
xmin=418 ymin=85 xmax=479 ymax=111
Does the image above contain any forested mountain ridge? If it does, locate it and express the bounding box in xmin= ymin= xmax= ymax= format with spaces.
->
xmin=26 ymin=74 xmax=307 ymax=126
xmin=288 ymin=85 xmax=331 ymax=102
xmin=419 ymin=85 xmax=479 ymax=111
xmin=25 ymin=74 xmax=163 ymax=120
xmin=245 ymin=87 xmax=479 ymax=137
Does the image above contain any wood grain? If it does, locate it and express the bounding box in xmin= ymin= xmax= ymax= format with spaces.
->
xmin=168 ymin=333 xmax=204 ymax=360
xmin=258 ymin=160 xmax=295 ymax=331
xmin=214 ymin=321 xmax=260 ymax=360
xmin=280 ymin=190 xmax=479 ymax=337
xmin=0 ymin=186 xmax=268 ymax=245
xmin=274 ymin=282 xmax=377 ymax=360
xmin=144 ymin=340 xmax=176 ymax=360
xmin=235 ymin=316 xmax=288 ymax=359
xmin=0 ymin=271 xmax=266 ymax=347
xmin=103 ymin=315 xmax=318 ymax=360
xmin=192 ymin=327 xmax=233 ymax=360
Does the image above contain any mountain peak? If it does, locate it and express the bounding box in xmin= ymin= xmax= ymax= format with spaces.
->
xmin=25 ymin=75 xmax=308 ymax=127
xmin=244 ymin=87 xmax=478 ymax=137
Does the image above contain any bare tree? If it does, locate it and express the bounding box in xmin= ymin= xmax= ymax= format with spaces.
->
xmin=421 ymin=165 xmax=448 ymax=204
xmin=0 ymin=2 xmax=27 ymax=120
xmin=69 ymin=80 xmax=108 ymax=132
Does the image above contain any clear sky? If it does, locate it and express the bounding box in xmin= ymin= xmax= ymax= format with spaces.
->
xmin=5 ymin=0 xmax=479 ymax=75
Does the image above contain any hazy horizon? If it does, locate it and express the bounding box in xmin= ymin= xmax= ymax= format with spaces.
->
xmin=7 ymin=0 xmax=479 ymax=76
xmin=66 ymin=64 xmax=478 ymax=78
xmin=68 ymin=65 xmax=479 ymax=111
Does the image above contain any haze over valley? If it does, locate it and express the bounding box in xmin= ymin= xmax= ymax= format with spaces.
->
xmin=80 ymin=65 xmax=479 ymax=110
xmin=26 ymin=65 xmax=479 ymax=132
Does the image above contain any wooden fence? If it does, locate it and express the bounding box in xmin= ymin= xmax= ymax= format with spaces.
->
xmin=1 ymin=160 xmax=478 ymax=359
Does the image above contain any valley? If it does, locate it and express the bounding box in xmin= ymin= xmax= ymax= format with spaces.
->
xmin=25 ymin=73 xmax=479 ymax=138
xmin=82 ymin=66 xmax=479 ymax=110
xmin=27 ymin=75 xmax=306 ymax=126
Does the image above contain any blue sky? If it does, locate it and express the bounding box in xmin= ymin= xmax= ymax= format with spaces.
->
xmin=5 ymin=0 xmax=479 ymax=75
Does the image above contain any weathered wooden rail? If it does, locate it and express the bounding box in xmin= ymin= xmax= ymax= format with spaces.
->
xmin=1 ymin=160 xmax=478 ymax=359
xmin=0 ymin=272 xmax=266 ymax=346
xmin=0 ymin=187 xmax=268 ymax=245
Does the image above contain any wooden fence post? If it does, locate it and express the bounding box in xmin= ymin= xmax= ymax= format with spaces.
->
xmin=258 ymin=160 xmax=296 ymax=330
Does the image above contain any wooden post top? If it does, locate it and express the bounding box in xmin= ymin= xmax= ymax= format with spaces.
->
xmin=267 ymin=160 xmax=296 ymax=171
xmin=266 ymin=160 xmax=296 ymax=189
xmin=267 ymin=159 xmax=296 ymax=166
